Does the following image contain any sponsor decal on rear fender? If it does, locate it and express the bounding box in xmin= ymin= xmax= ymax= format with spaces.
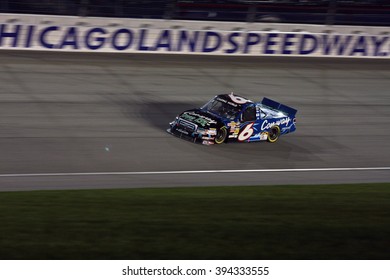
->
xmin=261 ymin=117 xmax=291 ymax=130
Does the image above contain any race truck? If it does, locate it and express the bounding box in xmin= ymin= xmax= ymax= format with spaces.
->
xmin=168 ymin=93 xmax=297 ymax=145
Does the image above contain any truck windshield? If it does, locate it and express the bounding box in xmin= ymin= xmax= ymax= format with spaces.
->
xmin=201 ymin=98 xmax=240 ymax=120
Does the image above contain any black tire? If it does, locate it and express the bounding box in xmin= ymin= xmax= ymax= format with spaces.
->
xmin=267 ymin=126 xmax=281 ymax=143
xmin=215 ymin=126 xmax=228 ymax=144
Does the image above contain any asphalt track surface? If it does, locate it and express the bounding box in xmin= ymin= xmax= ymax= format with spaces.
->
xmin=0 ymin=51 xmax=389 ymax=191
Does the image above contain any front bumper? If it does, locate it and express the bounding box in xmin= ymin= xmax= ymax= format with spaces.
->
xmin=167 ymin=120 xmax=216 ymax=145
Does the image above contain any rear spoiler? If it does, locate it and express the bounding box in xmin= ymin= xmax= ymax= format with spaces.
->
xmin=262 ymin=97 xmax=297 ymax=116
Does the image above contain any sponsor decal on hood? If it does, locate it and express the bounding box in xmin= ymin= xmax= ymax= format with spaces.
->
xmin=180 ymin=111 xmax=218 ymax=127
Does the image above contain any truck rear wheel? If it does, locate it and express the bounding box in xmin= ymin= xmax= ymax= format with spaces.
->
xmin=267 ymin=126 xmax=280 ymax=143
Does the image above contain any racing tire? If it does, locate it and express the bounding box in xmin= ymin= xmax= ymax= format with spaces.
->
xmin=267 ymin=126 xmax=281 ymax=143
xmin=215 ymin=126 xmax=228 ymax=144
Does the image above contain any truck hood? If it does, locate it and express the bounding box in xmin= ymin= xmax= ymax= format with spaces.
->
xmin=179 ymin=109 xmax=224 ymax=129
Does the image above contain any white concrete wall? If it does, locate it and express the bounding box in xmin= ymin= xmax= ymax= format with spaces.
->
xmin=1 ymin=13 xmax=389 ymax=58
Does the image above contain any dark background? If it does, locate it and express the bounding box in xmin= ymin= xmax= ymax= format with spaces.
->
xmin=1 ymin=0 xmax=389 ymax=26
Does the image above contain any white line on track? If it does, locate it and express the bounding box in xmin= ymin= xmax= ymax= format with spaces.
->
xmin=0 ymin=167 xmax=390 ymax=178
